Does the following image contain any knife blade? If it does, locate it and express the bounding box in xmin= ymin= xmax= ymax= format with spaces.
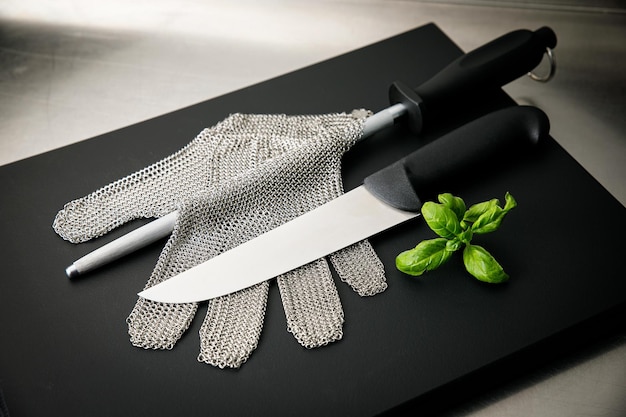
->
xmin=64 ymin=26 xmax=557 ymax=277
xmin=138 ymin=105 xmax=550 ymax=303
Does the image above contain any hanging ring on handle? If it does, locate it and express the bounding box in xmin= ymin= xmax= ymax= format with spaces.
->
xmin=528 ymin=47 xmax=556 ymax=82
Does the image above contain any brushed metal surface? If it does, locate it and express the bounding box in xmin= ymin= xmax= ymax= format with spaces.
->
xmin=1 ymin=1 xmax=624 ymax=415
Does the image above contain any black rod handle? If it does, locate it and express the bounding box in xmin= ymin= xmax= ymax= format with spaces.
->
xmin=390 ymin=27 xmax=557 ymax=133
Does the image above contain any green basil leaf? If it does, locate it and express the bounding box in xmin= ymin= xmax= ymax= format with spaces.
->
xmin=462 ymin=198 xmax=499 ymax=224
xmin=462 ymin=244 xmax=509 ymax=283
xmin=458 ymin=227 xmax=473 ymax=244
xmin=438 ymin=193 xmax=466 ymax=222
xmin=471 ymin=193 xmax=517 ymax=234
xmin=503 ymin=192 xmax=517 ymax=212
xmin=396 ymin=238 xmax=453 ymax=276
xmin=471 ymin=205 xmax=504 ymax=234
xmin=445 ymin=238 xmax=463 ymax=252
xmin=421 ymin=202 xmax=462 ymax=239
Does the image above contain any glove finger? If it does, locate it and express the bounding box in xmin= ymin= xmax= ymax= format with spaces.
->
xmin=198 ymin=281 xmax=269 ymax=369
xmin=125 ymin=196 xmax=217 ymax=352
xmin=52 ymin=134 xmax=213 ymax=243
xmin=277 ymin=258 xmax=344 ymax=349
xmin=127 ymin=298 xmax=198 ymax=350
xmin=328 ymin=239 xmax=387 ymax=297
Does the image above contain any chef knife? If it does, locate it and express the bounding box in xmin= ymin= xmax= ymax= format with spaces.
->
xmin=139 ymin=105 xmax=550 ymax=303
xmin=65 ymin=27 xmax=556 ymax=277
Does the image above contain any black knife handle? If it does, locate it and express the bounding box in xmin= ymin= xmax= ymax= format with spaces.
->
xmin=363 ymin=106 xmax=550 ymax=212
xmin=390 ymin=27 xmax=557 ymax=133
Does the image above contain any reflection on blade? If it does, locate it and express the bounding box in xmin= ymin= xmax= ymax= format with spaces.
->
xmin=139 ymin=186 xmax=419 ymax=303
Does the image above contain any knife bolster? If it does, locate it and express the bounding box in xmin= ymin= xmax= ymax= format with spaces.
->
xmin=389 ymin=81 xmax=424 ymax=135
xmin=364 ymin=162 xmax=423 ymax=213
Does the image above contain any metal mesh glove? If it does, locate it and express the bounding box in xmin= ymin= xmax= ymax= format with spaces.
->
xmin=54 ymin=111 xmax=387 ymax=368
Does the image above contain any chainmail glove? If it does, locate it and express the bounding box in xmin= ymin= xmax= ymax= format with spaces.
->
xmin=54 ymin=111 xmax=387 ymax=368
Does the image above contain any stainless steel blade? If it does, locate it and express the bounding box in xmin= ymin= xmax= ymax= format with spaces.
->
xmin=138 ymin=186 xmax=418 ymax=303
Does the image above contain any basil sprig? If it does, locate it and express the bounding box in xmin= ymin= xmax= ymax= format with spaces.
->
xmin=396 ymin=192 xmax=516 ymax=283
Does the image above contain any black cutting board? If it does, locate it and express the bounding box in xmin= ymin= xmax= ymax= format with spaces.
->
xmin=1 ymin=24 xmax=624 ymax=416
